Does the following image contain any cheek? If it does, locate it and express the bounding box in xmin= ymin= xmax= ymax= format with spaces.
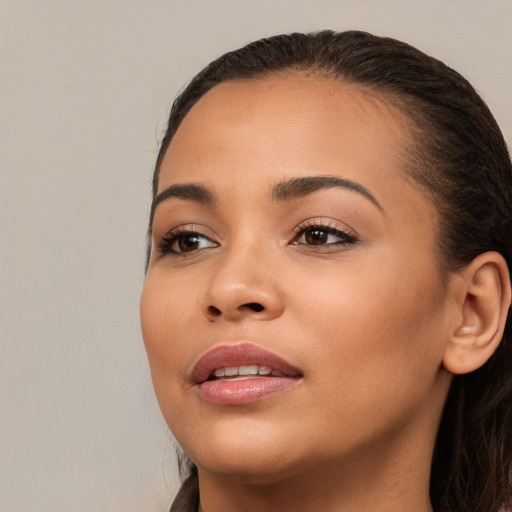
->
xmin=140 ymin=274 xmax=206 ymax=437
xmin=289 ymin=256 xmax=447 ymax=421
xmin=293 ymin=258 xmax=438 ymax=347
xmin=140 ymin=273 xmax=197 ymax=390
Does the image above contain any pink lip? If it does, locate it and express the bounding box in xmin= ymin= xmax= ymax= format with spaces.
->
xmin=192 ymin=343 xmax=302 ymax=405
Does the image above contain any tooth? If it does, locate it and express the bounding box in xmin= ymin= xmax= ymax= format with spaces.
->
xmin=271 ymin=370 xmax=285 ymax=377
xmin=238 ymin=365 xmax=258 ymax=376
xmin=224 ymin=367 xmax=239 ymax=376
xmin=214 ymin=368 xmax=225 ymax=377
xmin=258 ymin=366 xmax=272 ymax=375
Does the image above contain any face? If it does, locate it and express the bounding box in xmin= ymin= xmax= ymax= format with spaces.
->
xmin=141 ymin=75 xmax=454 ymax=483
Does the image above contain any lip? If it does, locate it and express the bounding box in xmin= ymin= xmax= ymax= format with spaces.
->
xmin=192 ymin=343 xmax=303 ymax=405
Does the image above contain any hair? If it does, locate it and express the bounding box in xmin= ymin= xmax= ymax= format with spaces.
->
xmin=149 ymin=31 xmax=512 ymax=512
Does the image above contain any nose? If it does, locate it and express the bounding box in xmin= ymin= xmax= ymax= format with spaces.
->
xmin=201 ymin=246 xmax=285 ymax=322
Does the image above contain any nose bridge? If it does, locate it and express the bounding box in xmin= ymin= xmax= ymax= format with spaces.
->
xmin=202 ymin=234 xmax=284 ymax=321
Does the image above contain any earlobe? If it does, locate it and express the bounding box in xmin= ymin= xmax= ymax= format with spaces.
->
xmin=443 ymin=252 xmax=511 ymax=375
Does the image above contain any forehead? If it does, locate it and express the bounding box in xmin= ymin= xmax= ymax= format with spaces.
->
xmin=160 ymin=74 xmax=413 ymax=193
xmin=155 ymin=74 xmax=439 ymax=266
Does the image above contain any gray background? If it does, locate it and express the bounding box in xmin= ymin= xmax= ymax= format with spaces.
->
xmin=1 ymin=1 xmax=511 ymax=511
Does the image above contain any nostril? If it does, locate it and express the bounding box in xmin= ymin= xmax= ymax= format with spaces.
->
xmin=242 ymin=302 xmax=264 ymax=312
xmin=207 ymin=302 xmax=265 ymax=317
xmin=207 ymin=305 xmax=222 ymax=316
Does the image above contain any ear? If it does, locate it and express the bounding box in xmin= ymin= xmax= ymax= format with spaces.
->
xmin=443 ymin=252 xmax=511 ymax=375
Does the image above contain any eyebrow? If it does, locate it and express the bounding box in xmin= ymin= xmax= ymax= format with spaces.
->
xmin=272 ymin=176 xmax=383 ymax=211
xmin=151 ymin=175 xmax=383 ymax=224
xmin=151 ymin=183 xmax=215 ymax=222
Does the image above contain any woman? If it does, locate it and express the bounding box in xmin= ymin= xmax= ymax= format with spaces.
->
xmin=140 ymin=31 xmax=512 ymax=511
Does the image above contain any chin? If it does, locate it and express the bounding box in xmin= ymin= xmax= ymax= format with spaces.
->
xmin=174 ymin=416 xmax=304 ymax=480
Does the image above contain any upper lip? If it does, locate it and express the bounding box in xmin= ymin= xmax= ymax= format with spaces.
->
xmin=191 ymin=343 xmax=303 ymax=384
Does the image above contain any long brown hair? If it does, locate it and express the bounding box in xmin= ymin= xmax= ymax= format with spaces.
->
xmin=149 ymin=31 xmax=512 ymax=512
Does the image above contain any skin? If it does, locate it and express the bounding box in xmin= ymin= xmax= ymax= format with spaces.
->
xmin=141 ymin=75 xmax=465 ymax=511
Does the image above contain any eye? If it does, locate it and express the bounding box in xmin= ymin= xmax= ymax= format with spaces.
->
xmin=159 ymin=229 xmax=218 ymax=255
xmin=292 ymin=222 xmax=357 ymax=247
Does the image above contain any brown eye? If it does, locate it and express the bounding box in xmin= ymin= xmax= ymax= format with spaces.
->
xmin=304 ymin=228 xmax=329 ymax=245
xmin=293 ymin=225 xmax=357 ymax=247
xmin=159 ymin=231 xmax=218 ymax=255
xmin=173 ymin=234 xmax=203 ymax=252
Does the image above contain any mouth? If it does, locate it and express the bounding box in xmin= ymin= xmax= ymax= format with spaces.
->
xmin=208 ymin=364 xmax=288 ymax=381
xmin=192 ymin=343 xmax=303 ymax=405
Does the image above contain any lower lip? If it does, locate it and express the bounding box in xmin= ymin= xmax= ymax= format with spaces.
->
xmin=197 ymin=376 xmax=298 ymax=405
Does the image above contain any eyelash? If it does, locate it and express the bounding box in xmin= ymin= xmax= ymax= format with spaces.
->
xmin=291 ymin=220 xmax=357 ymax=248
xmin=158 ymin=220 xmax=357 ymax=256
xmin=158 ymin=226 xmax=218 ymax=255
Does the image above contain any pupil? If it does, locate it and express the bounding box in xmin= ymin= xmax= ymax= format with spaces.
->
xmin=179 ymin=235 xmax=199 ymax=251
xmin=306 ymin=229 xmax=328 ymax=245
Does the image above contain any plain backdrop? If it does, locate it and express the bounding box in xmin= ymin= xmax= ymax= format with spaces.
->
xmin=1 ymin=1 xmax=511 ymax=511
